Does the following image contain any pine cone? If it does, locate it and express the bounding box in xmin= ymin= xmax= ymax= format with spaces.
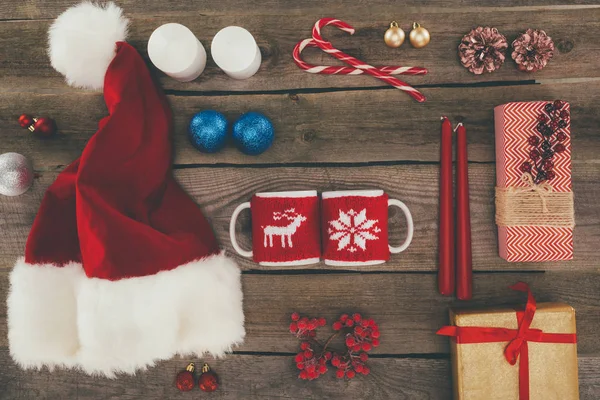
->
xmin=458 ymin=27 xmax=508 ymax=74
xmin=511 ymin=29 xmax=554 ymax=72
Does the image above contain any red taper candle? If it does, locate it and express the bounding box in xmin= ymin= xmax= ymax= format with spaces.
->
xmin=455 ymin=122 xmax=472 ymax=300
xmin=438 ymin=117 xmax=454 ymax=296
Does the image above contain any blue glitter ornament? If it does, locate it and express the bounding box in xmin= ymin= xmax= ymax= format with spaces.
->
xmin=232 ymin=112 xmax=274 ymax=155
xmin=188 ymin=110 xmax=229 ymax=153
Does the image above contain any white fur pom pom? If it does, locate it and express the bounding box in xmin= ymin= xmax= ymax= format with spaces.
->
xmin=48 ymin=2 xmax=129 ymax=90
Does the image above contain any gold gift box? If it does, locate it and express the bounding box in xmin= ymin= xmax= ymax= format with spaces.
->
xmin=449 ymin=303 xmax=579 ymax=400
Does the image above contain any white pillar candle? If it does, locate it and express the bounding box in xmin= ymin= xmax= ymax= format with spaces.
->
xmin=148 ymin=23 xmax=207 ymax=82
xmin=211 ymin=26 xmax=261 ymax=80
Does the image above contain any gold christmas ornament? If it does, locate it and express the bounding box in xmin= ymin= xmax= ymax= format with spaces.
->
xmin=384 ymin=21 xmax=405 ymax=48
xmin=409 ymin=22 xmax=430 ymax=48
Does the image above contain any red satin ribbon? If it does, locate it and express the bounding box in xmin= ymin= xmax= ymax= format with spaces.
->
xmin=437 ymin=282 xmax=577 ymax=400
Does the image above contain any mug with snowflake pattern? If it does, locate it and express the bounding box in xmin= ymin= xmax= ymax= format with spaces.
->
xmin=321 ymin=190 xmax=413 ymax=266
xmin=229 ymin=191 xmax=321 ymax=266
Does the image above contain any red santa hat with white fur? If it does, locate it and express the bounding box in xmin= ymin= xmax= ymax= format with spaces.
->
xmin=7 ymin=1 xmax=244 ymax=377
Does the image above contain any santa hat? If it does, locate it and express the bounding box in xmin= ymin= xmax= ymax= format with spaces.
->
xmin=7 ymin=2 xmax=244 ymax=377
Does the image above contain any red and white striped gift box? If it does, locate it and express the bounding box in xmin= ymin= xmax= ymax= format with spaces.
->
xmin=494 ymin=101 xmax=573 ymax=262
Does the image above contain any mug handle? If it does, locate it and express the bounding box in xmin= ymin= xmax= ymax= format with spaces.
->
xmin=388 ymin=199 xmax=414 ymax=254
xmin=229 ymin=202 xmax=253 ymax=258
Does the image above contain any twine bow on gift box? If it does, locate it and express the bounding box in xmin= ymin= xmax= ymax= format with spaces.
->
xmin=512 ymin=173 xmax=553 ymax=213
xmin=496 ymin=173 xmax=575 ymax=228
xmin=437 ymin=283 xmax=577 ymax=400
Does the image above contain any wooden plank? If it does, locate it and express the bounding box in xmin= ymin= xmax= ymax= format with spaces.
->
xmin=1 ymin=82 xmax=599 ymax=169
xmin=0 ymin=164 xmax=598 ymax=271
xmin=579 ymin=356 xmax=600 ymax=399
xmin=1 ymin=270 xmax=599 ymax=355
xmin=0 ymin=8 xmax=599 ymax=92
xmin=0 ymin=351 xmax=450 ymax=400
xmin=1 ymin=351 xmax=599 ymax=400
xmin=2 ymin=1 xmax=599 ymax=20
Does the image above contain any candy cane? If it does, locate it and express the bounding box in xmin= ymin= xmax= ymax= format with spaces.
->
xmin=293 ymin=38 xmax=428 ymax=76
xmin=311 ymin=18 xmax=426 ymax=103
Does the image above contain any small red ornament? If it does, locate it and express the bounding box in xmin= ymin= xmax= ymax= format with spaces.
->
xmin=18 ymin=114 xmax=34 ymax=128
xmin=556 ymin=132 xmax=567 ymax=142
xmin=33 ymin=117 xmax=57 ymax=137
xmin=17 ymin=114 xmax=57 ymax=137
xmin=198 ymin=363 xmax=219 ymax=392
xmin=175 ymin=362 xmax=196 ymax=392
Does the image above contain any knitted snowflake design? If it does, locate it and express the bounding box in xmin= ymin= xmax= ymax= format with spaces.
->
xmin=328 ymin=209 xmax=381 ymax=252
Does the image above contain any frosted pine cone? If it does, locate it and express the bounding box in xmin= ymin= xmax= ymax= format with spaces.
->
xmin=459 ymin=27 xmax=508 ymax=74
xmin=512 ymin=29 xmax=554 ymax=72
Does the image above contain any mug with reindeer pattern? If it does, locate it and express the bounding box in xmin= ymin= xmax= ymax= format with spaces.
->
xmin=229 ymin=191 xmax=321 ymax=266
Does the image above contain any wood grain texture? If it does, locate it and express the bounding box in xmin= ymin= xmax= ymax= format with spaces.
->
xmin=0 ymin=270 xmax=599 ymax=355
xmin=1 ymin=82 xmax=599 ymax=169
xmin=0 ymin=8 xmax=599 ymax=93
xmin=2 ymin=1 xmax=599 ymax=20
xmin=0 ymin=164 xmax=597 ymax=271
xmin=1 ymin=352 xmax=599 ymax=400
xmin=0 ymin=351 xmax=447 ymax=400
xmin=0 ymin=1 xmax=598 ymax=398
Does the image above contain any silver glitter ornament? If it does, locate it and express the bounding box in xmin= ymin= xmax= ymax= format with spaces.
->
xmin=0 ymin=152 xmax=33 ymax=196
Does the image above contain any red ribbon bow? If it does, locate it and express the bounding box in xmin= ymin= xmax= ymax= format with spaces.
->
xmin=437 ymin=282 xmax=577 ymax=400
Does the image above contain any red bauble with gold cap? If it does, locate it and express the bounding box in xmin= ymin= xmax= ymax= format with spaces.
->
xmin=17 ymin=114 xmax=57 ymax=137
xmin=175 ymin=363 xmax=196 ymax=392
xmin=18 ymin=114 xmax=34 ymax=128
xmin=33 ymin=117 xmax=57 ymax=137
xmin=198 ymin=363 xmax=219 ymax=392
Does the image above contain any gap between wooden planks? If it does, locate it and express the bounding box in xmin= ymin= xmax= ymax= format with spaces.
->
xmin=0 ymin=8 xmax=598 ymax=92
xmin=0 ymin=81 xmax=599 ymax=169
xmin=0 ymin=270 xmax=599 ymax=355
xmin=0 ymin=164 xmax=598 ymax=271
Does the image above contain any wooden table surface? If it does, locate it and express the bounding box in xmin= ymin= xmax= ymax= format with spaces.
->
xmin=1 ymin=1 xmax=600 ymax=399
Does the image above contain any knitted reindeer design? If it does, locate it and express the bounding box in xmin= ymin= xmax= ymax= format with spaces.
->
xmin=263 ymin=209 xmax=307 ymax=248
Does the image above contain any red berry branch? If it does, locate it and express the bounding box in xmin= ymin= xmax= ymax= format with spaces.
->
xmin=520 ymin=100 xmax=569 ymax=184
xmin=289 ymin=312 xmax=380 ymax=381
